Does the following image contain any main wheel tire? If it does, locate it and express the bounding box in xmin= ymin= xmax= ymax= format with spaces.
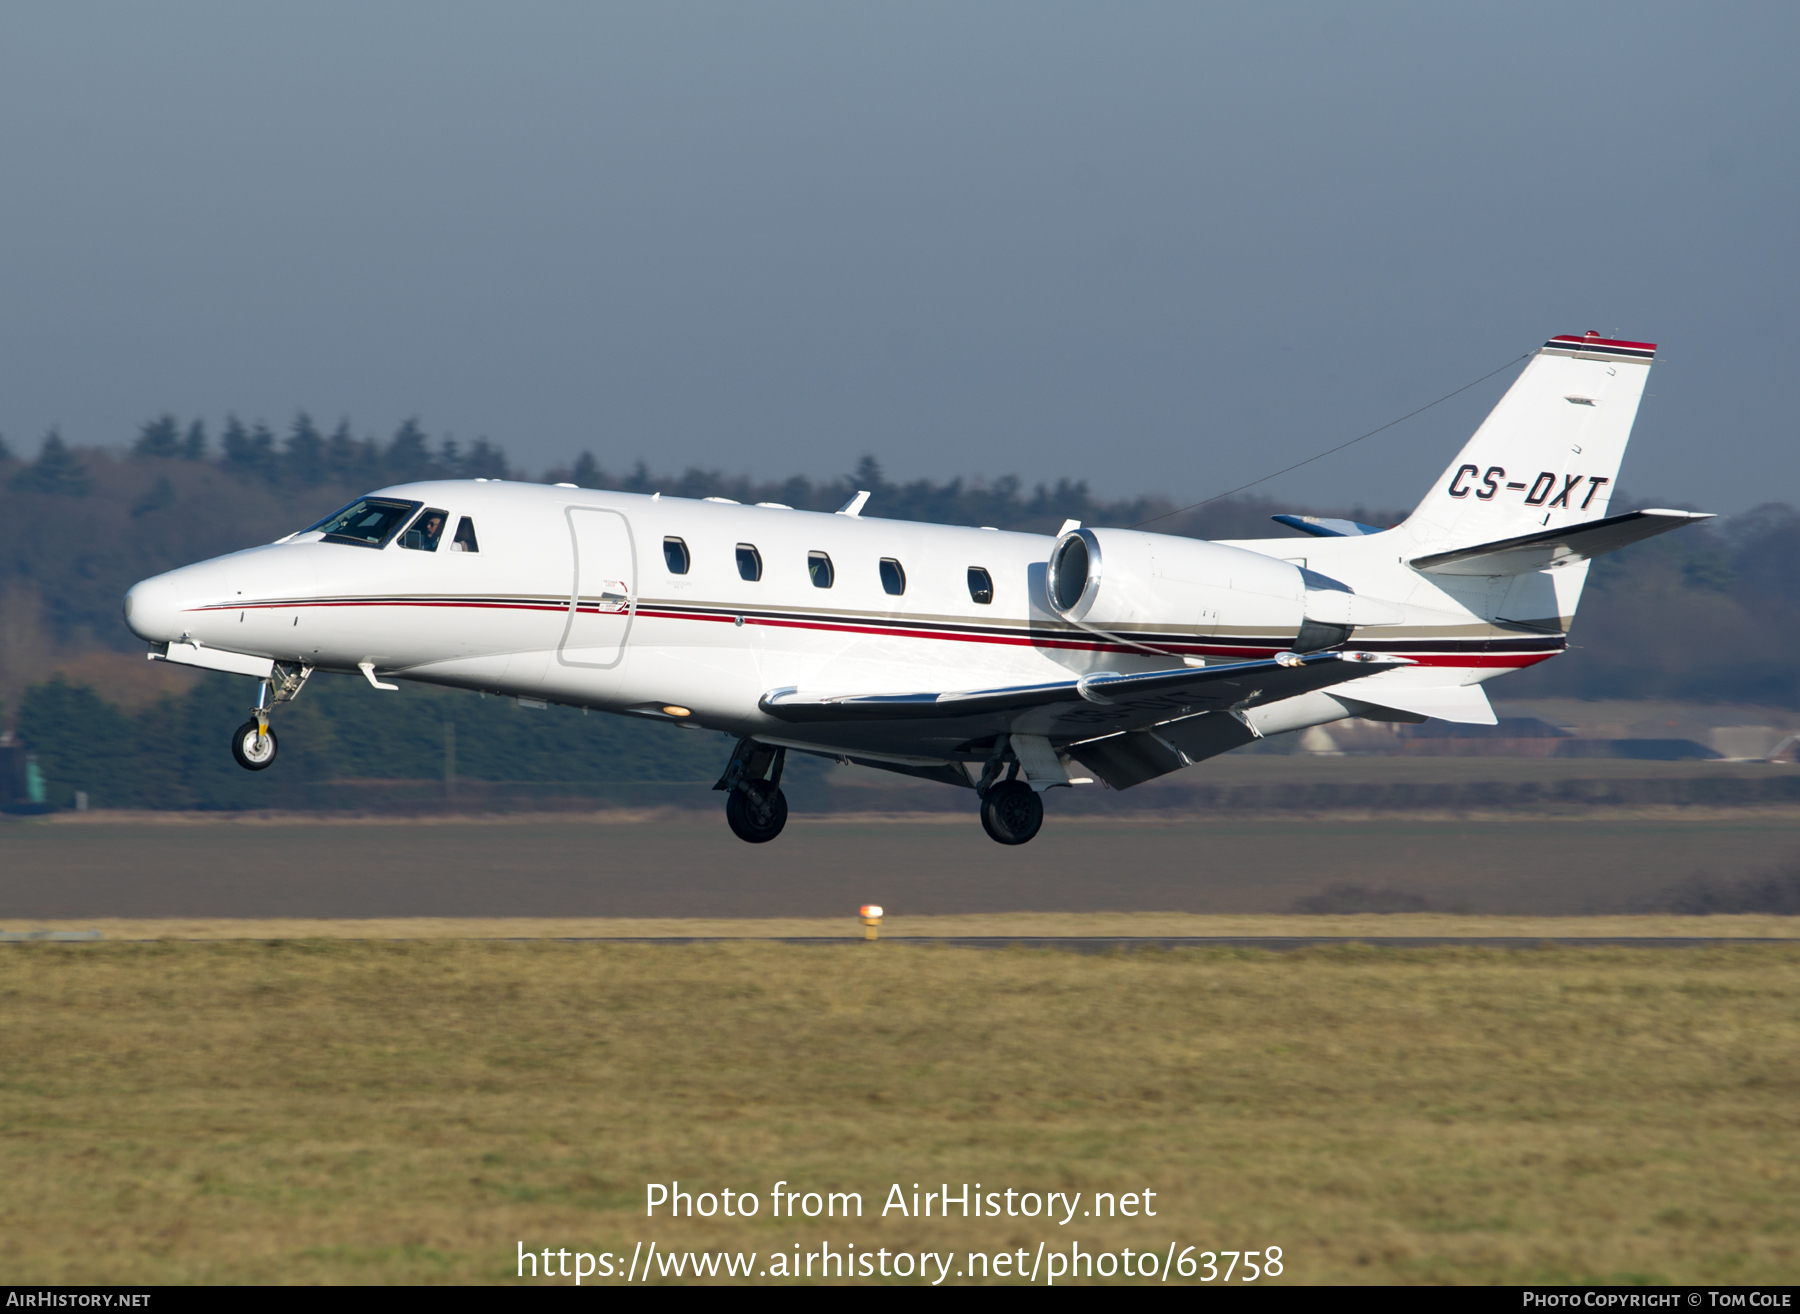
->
xmin=231 ymin=721 xmax=278 ymax=771
xmin=980 ymin=779 xmax=1043 ymax=845
xmin=725 ymin=779 xmax=788 ymax=843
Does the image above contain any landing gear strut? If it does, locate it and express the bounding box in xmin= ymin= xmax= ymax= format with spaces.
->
xmin=229 ymin=662 xmax=311 ymax=772
xmin=715 ymin=738 xmax=789 ymax=843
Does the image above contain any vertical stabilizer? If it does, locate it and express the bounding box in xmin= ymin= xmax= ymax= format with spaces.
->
xmin=1403 ymin=333 xmax=1654 ymax=551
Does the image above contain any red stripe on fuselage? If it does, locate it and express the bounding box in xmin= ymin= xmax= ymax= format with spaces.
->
xmin=186 ymin=598 xmax=1558 ymax=669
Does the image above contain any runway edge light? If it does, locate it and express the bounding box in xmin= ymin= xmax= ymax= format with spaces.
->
xmin=860 ymin=905 xmax=884 ymax=941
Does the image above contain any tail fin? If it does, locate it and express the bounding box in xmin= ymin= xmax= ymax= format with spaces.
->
xmin=1403 ymin=333 xmax=1654 ymax=550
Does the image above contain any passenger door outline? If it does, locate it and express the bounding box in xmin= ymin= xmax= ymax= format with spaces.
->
xmin=558 ymin=507 xmax=636 ymax=669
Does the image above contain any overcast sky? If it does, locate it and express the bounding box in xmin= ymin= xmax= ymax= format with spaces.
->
xmin=0 ymin=3 xmax=1793 ymax=514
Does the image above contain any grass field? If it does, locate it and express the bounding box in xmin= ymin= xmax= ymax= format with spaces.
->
xmin=2 ymin=938 xmax=1797 ymax=1284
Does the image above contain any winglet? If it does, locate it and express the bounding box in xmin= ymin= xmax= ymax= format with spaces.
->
xmin=836 ymin=490 xmax=871 ymax=517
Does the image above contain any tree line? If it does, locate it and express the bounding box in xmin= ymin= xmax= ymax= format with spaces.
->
xmin=5 ymin=414 xmax=511 ymax=494
xmin=5 ymin=411 xmax=1302 ymax=534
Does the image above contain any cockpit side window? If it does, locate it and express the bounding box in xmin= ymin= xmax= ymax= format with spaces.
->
xmin=968 ymin=566 xmax=994 ymax=605
xmin=308 ymin=498 xmax=422 ymax=549
xmin=451 ymin=517 xmax=479 ymax=553
xmin=400 ymin=507 xmax=449 ymax=551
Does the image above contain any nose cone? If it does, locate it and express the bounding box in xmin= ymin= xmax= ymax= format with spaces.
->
xmin=123 ymin=574 xmax=182 ymax=643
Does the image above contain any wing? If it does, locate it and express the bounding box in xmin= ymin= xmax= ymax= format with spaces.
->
xmin=1409 ymin=508 xmax=1713 ymax=576
xmin=759 ymin=650 xmax=1409 ymax=744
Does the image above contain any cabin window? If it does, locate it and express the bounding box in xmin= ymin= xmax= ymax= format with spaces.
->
xmin=967 ymin=566 xmax=993 ymax=605
xmin=736 ymin=543 xmax=762 ymax=581
xmin=451 ymin=517 xmax=479 ymax=553
xmin=879 ymin=558 xmax=905 ymax=596
xmin=808 ymin=551 xmax=835 ymax=588
xmin=399 ymin=507 xmax=448 ymax=551
xmin=307 ymin=497 xmax=421 ymax=549
xmin=663 ymin=536 xmax=690 ymax=574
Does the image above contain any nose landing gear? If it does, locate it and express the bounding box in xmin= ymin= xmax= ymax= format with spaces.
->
xmin=228 ymin=662 xmax=311 ymax=772
xmin=715 ymin=738 xmax=789 ymax=843
xmin=231 ymin=719 xmax=279 ymax=770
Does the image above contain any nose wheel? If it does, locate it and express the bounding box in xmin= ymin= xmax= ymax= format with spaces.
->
xmin=979 ymin=780 xmax=1043 ymax=845
xmin=231 ymin=720 xmax=279 ymax=771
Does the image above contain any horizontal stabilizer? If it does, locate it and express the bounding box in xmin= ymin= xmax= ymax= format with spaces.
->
xmin=1273 ymin=514 xmax=1389 ymax=538
xmin=1345 ymin=682 xmax=1496 ymax=725
xmin=1409 ymin=509 xmax=1714 ymax=577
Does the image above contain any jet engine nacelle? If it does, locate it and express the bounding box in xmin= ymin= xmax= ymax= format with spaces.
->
xmin=1045 ymin=527 xmax=1406 ymax=648
xmin=1046 ymin=527 xmax=1306 ymax=637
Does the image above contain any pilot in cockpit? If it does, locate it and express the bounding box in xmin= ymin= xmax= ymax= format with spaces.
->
xmin=401 ymin=509 xmax=448 ymax=552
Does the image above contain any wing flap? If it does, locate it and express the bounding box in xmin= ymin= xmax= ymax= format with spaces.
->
xmin=1409 ymin=509 xmax=1713 ymax=576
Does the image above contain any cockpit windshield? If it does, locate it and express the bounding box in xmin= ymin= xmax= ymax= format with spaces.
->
xmin=305 ymin=498 xmax=422 ymax=549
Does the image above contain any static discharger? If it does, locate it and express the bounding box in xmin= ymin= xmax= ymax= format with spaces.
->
xmin=860 ymin=905 xmax=884 ymax=941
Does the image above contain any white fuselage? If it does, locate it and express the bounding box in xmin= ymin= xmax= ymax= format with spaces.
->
xmin=123 ymin=479 xmax=1560 ymax=765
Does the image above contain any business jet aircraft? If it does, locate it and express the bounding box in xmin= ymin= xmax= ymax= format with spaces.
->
xmin=123 ymin=333 xmax=1708 ymax=845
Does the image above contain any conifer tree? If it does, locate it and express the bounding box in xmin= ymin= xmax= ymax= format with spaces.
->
xmin=323 ymin=420 xmax=360 ymax=483
xmin=461 ymin=437 xmax=509 ymax=480
xmin=9 ymin=428 xmax=91 ymax=496
xmin=221 ymin=416 xmax=279 ymax=482
xmin=133 ymin=414 xmax=182 ymax=459
xmin=285 ymin=412 xmax=326 ymax=485
xmin=385 ymin=419 xmax=434 ymax=481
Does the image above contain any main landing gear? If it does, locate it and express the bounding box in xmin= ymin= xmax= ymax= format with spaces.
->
xmin=715 ymin=738 xmax=789 ymax=843
xmin=711 ymin=737 xmax=1051 ymax=846
xmin=229 ymin=662 xmax=312 ymax=772
xmin=979 ymin=780 xmax=1043 ymax=845
xmin=974 ymin=748 xmax=1044 ymax=845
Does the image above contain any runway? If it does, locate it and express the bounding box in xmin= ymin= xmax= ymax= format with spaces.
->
xmin=3 ymin=813 xmax=1798 ymax=919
